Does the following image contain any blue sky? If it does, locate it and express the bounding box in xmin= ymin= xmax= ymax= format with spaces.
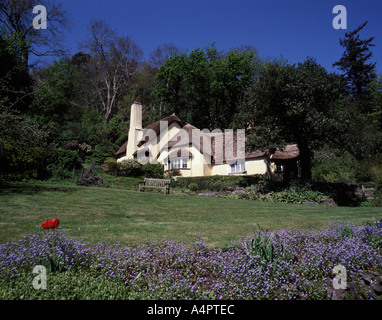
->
xmin=56 ymin=0 xmax=382 ymax=74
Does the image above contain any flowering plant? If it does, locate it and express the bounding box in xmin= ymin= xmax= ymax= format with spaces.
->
xmin=78 ymin=142 xmax=92 ymax=153
xmin=41 ymin=218 xmax=60 ymax=230
xmin=40 ymin=219 xmax=61 ymax=272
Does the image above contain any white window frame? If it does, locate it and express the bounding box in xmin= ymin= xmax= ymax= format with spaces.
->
xmin=229 ymin=160 xmax=246 ymax=174
xmin=167 ymin=157 xmax=189 ymax=170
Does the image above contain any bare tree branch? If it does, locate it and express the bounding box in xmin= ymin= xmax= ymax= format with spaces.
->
xmin=81 ymin=20 xmax=143 ymax=127
xmin=0 ymin=0 xmax=69 ymax=68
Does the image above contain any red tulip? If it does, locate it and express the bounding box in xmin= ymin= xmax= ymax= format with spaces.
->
xmin=41 ymin=218 xmax=60 ymax=229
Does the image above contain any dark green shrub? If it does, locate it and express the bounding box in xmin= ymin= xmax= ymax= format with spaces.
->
xmin=54 ymin=148 xmax=79 ymax=170
xmin=311 ymin=182 xmax=363 ymax=206
xmin=267 ymin=187 xmax=329 ymax=205
xmin=172 ymin=175 xmax=264 ymax=191
xmin=354 ymin=161 xmax=377 ymax=183
xmin=88 ymin=142 xmax=118 ymax=165
xmin=118 ymin=159 xmax=143 ymax=177
xmin=46 ymin=164 xmax=73 ymax=181
xmin=142 ymin=163 xmax=164 ymax=179
xmin=77 ymin=163 xmax=104 ymax=187
xmin=165 ymin=168 xmax=181 ymax=179
xmin=312 ymin=160 xmax=355 ymax=183
xmin=373 ymin=180 xmax=382 ymax=206
xmin=188 ymin=183 xmax=198 ymax=192
xmin=45 ymin=148 xmax=80 ymax=181
xmin=102 ymin=157 xmax=119 ymax=176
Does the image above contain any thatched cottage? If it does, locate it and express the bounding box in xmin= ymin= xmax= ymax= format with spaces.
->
xmin=116 ymin=102 xmax=300 ymax=181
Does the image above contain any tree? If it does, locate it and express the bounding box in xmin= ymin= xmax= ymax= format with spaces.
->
xmin=32 ymin=57 xmax=79 ymax=124
xmin=81 ymin=20 xmax=143 ymax=127
xmin=152 ymin=44 xmax=261 ymax=129
xmin=333 ymin=21 xmax=380 ymax=160
xmin=0 ymin=30 xmax=32 ymax=111
xmin=116 ymin=62 xmax=158 ymax=127
xmin=152 ymin=52 xmax=188 ymax=120
xmin=235 ymin=58 xmax=347 ymax=181
xmin=0 ymin=109 xmax=54 ymax=181
xmin=209 ymin=46 xmax=261 ymax=129
xmin=333 ymin=21 xmax=377 ymax=103
xmin=149 ymin=43 xmax=185 ymax=69
xmin=0 ymin=0 xmax=69 ymax=69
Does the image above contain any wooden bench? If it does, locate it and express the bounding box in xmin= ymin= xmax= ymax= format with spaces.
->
xmin=139 ymin=178 xmax=171 ymax=194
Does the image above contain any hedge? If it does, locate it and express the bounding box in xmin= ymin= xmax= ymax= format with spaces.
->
xmin=171 ymin=175 xmax=267 ymax=191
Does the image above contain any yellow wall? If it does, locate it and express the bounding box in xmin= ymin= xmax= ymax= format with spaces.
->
xmin=245 ymin=158 xmax=268 ymax=175
xmin=209 ymin=158 xmax=267 ymax=176
xmin=211 ymin=163 xmax=230 ymax=176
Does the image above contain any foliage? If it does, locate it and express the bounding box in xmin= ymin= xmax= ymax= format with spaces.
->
xmin=118 ymin=159 xmax=144 ymax=177
xmin=312 ymin=148 xmax=382 ymax=185
xmin=1 ymin=221 xmax=382 ymax=300
xmin=102 ymin=157 xmax=119 ymax=176
xmin=173 ymin=176 xmax=364 ymax=206
xmin=332 ymin=22 xmax=381 ymax=160
xmin=32 ymin=58 xmax=81 ymax=125
xmin=188 ymin=182 xmax=198 ymax=192
xmin=165 ymin=168 xmax=181 ymax=179
xmin=102 ymin=158 xmax=163 ymax=179
xmin=141 ymin=162 xmax=164 ymax=179
xmin=153 ymin=44 xmax=262 ymax=129
xmin=312 ymin=150 xmax=356 ymax=183
xmin=89 ymin=141 xmax=118 ymax=165
xmin=0 ymin=31 xmax=32 ymax=110
xmin=76 ymin=163 xmax=104 ymax=187
xmin=0 ymin=110 xmax=54 ymax=181
xmin=250 ymin=187 xmax=331 ymax=205
xmin=373 ymin=180 xmax=382 ymax=207
xmin=234 ymin=58 xmax=347 ymax=181
xmin=244 ymin=223 xmax=285 ymax=276
xmin=333 ymin=21 xmax=377 ymax=101
xmin=0 ymin=268 xmax=134 ymax=300
xmin=0 ymin=0 xmax=69 ymax=68
xmin=172 ymin=175 xmax=264 ymax=191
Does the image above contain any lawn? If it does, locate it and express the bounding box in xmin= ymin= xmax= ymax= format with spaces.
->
xmin=1 ymin=183 xmax=381 ymax=246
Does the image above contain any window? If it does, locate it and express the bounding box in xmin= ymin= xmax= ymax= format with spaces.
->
xmin=275 ymin=164 xmax=284 ymax=173
xmin=167 ymin=158 xmax=189 ymax=170
xmin=230 ymin=160 xmax=246 ymax=173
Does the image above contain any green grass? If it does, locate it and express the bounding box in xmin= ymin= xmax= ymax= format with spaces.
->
xmin=1 ymin=183 xmax=382 ymax=247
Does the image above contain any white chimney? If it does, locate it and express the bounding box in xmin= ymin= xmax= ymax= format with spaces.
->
xmin=126 ymin=102 xmax=143 ymax=159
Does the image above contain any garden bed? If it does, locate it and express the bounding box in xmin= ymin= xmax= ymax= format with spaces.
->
xmin=1 ymin=219 xmax=382 ymax=300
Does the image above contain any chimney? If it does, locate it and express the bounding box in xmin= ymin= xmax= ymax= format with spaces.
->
xmin=126 ymin=102 xmax=143 ymax=159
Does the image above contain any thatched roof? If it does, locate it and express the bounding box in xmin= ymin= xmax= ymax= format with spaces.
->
xmin=245 ymin=149 xmax=267 ymax=159
xmin=116 ymin=140 xmax=128 ymax=155
xmin=270 ymin=144 xmax=300 ymax=160
xmin=162 ymin=123 xmax=213 ymax=155
xmin=160 ymin=124 xmax=252 ymax=163
xmin=118 ymin=113 xmax=183 ymax=156
xmin=117 ymin=112 xmax=300 ymax=161
xmin=137 ymin=113 xmax=183 ymax=147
